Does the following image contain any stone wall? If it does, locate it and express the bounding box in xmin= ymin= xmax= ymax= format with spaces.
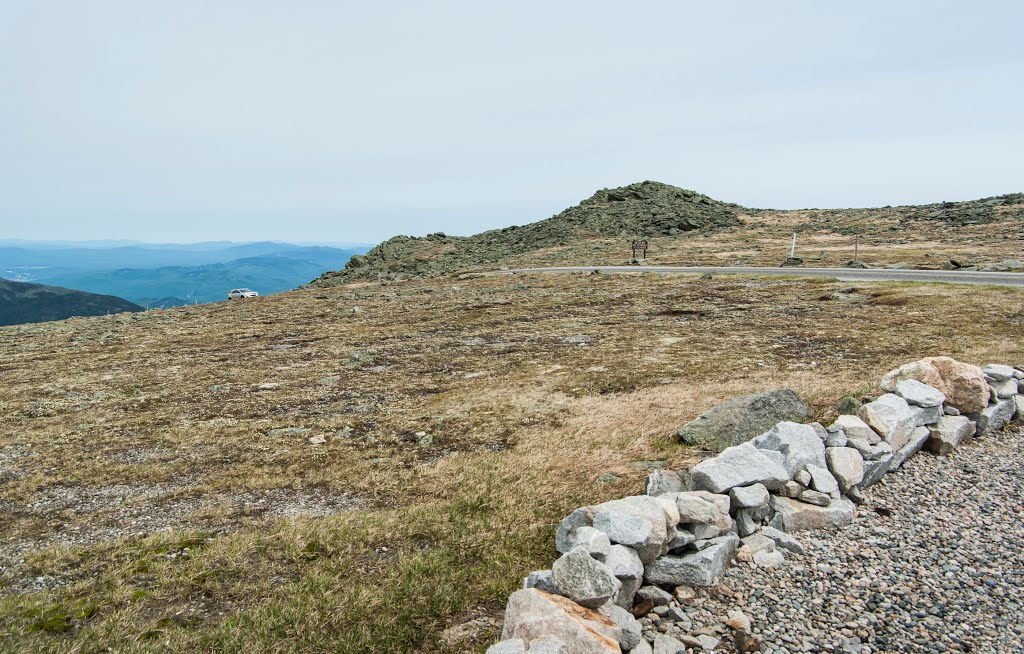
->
xmin=485 ymin=357 xmax=1023 ymax=654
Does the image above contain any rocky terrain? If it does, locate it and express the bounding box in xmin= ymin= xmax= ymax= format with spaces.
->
xmin=309 ymin=182 xmax=1024 ymax=286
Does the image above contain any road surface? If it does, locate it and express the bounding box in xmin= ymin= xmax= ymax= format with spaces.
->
xmin=501 ymin=266 xmax=1024 ymax=287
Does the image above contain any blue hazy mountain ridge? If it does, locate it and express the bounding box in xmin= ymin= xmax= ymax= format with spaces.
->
xmin=0 ymin=242 xmax=368 ymax=305
xmin=0 ymin=278 xmax=143 ymax=327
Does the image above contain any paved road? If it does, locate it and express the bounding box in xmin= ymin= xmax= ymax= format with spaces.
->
xmin=502 ymin=266 xmax=1024 ymax=287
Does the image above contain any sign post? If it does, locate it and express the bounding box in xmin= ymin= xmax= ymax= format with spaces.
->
xmin=631 ymin=239 xmax=649 ymax=260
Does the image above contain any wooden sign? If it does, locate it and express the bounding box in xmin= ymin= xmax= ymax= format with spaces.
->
xmin=631 ymin=239 xmax=649 ymax=260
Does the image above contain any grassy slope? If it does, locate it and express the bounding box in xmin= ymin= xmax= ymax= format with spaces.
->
xmin=0 ymin=279 xmax=143 ymax=327
xmin=2 ymin=272 xmax=1023 ymax=652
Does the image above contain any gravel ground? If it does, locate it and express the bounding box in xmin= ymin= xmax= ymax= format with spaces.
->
xmin=651 ymin=428 xmax=1024 ymax=653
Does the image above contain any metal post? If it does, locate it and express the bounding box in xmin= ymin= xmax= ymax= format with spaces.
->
xmin=790 ymin=233 xmax=797 ymax=259
xmin=855 ymin=235 xmax=859 ymax=262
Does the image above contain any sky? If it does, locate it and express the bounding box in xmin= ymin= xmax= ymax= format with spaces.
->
xmin=1 ymin=1 xmax=1022 ymax=244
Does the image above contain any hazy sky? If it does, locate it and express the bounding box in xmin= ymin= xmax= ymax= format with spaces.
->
xmin=2 ymin=1 xmax=1022 ymax=244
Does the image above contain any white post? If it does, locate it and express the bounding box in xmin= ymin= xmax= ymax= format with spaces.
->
xmin=790 ymin=233 xmax=797 ymax=259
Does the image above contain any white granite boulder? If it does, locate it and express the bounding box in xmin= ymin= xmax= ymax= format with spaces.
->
xmin=689 ymin=442 xmax=790 ymax=494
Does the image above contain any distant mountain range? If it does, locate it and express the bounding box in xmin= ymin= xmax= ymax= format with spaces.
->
xmin=0 ymin=279 xmax=143 ymax=327
xmin=1 ymin=241 xmax=369 ymax=305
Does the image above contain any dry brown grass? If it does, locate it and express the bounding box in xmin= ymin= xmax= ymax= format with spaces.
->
xmin=1 ymin=272 xmax=1023 ymax=652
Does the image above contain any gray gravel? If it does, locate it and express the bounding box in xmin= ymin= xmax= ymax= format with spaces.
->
xmin=644 ymin=428 xmax=1024 ymax=653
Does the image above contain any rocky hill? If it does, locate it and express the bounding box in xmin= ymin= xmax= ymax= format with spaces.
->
xmin=310 ymin=181 xmax=742 ymax=285
xmin=0 ymin=279 xmax=143 ymax=326
xmin=309 ymin=182 xmax=1024 ymax=286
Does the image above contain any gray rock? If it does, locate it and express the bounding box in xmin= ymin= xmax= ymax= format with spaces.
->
xmin=592 ymin=512 xmax=650 ymax=557
xmin=794 ymin=469 xmax=812 ymax=486
xmin=890 ymin=426 xmax=931 ymax=469
xmin=810 ymin=422 xmax=829 ymax=441
xmin=969 ymin=398 xmax=1016 ymax=436
xmin=944 ymin=404 xmax=961 ymax=416
xmin=831 ymin=415 xmax=880 ymax=445
xmin=590 ymin=496 xmax=675 ymax=564
xmin=798 ymin=489 xmax=832 ymax=507
xmin=751 ymin=421 xmax=827 ymax=477
xmin=753 ymin=548 xmax=785 ymax=568
xmin=523 ymin=570 xmax=560 ymax=594
xmin=645 ymin=470 xmax=683 ymax=496
xmin=805 ymin=464 xmax=840 ymax=497
xmin=825 ymin=429 xmax=848 ymax=448
xmin=636 ymin=585 xmax=673 ymax=606
xmin=860 ymin=452 xmax=894 ymax=487
xmin=487 ymin=639 xmax=526 ymax=654
xmin=605 ymin=544 xmax=644 ymax=582
xmin=729 ymin=483 xmax=769 ymax=511
xmin=989 ymin=378 xmax=1018 ymax=398
xmin=858 ymin=394 xmax=916 ymax=450
xmin=629 ymin=639 xmax=653 ymax=654
xmin=927 ymin=415 xmax=977 ymax=455
xmin=825 ymin=447 xmax=864 ymax=493
xmin=500 ymin=588 xmax=622 ymax=653
xmin=758 ymin=526 xmax=806 ymax=553
xmin=670 ymin=493 xmax=719 ymax=524
xmin=526 ymin=636 xmax=569 ymax=654
xmin=689 ymin=442 xmax=791 ymax=494
xmin=735 ymin=509 xmax=759 ymax=537
xmin=565 ymin=526 xmax=611 ymax=561
xmin=555 ymin=507 xmax=594 ymax=554
xmin=675 ymin=389 xmax=811 ymax=452
xmin=643 ymin=534 xmax=739 ymax=587
xmin=552 ymin=546 xmax=621 ymax=609
xmin=666 ymin=529 xmax=696 ymax=552
xmin=778 ymin=480 xmax=804 ymax=498
xmin=983 ymin=363 xmax=1016 ymax=382
xmin=602 ymin=605 xmax=642 ymax=650
xmin=847 ymin=438 xmax=892 ymax=461
xmin=769 ymin=496 xmax=855 ymax=531
xmin=895 ymin=379 xmax=946 ymax=407
xmin=736 ymin=532 xmax=775 ymax=562
xmin=1014 ymin=395 xmax=1024 ymax=425
xmin=613 ymin=577 xmax=641 ymax=610
xmin=910 ymin=404 xmax=943 ymax=427
xmin=652 ymin=634 xmax=686 ymax=654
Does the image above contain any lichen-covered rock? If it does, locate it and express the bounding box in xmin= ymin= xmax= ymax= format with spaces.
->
xmin=500 ymin=589 xmax=621 ymax=654
xmin=551 ymin=546 xmax=621 ymax=609
xmin=675 ymin=389 xmax=810 ymax=452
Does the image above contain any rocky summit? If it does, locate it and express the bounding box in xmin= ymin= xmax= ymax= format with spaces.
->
xmin=309 ymin=181 xmax=741 ymax=284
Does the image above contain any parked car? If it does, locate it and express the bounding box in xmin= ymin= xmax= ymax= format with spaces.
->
xmin=227 ymin=288 xmax=259 ymax=300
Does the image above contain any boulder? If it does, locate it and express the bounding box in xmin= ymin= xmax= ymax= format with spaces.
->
xmin=847 ymin=438 xmax=892 ymax=461
xmin=652 ymin=635 xmax=686 ymax=654
xmin=669 ymin=492 xmax=719 ymax=524
xmin=831 ymin=415 xmax=879 ymax=445
xmin=927 ymin=415 xmax=976 ymax=455
xmin=601 ymin=605 xmax=642 ymax=651
xmin=751 ymin=422 xmax=827 ymax=476
xmin=605 ymin=545 xmax=644 ymax=609
xmin=969 ymin=398 xmax=1015 ymax=436
xmin=926 ymin=357 xmax=990 ymax=414
xmin=675 ymin=389 xmax=811 ymax=452
xmin=895 ymin=379 xmax=946 ymax=407
xmin=910 ymin=404 xmax=943 ymax=427
xmin=592 ymin=513 xmax=650 ymax=558
xmin=635 ymin=585 xmax=673 ymax=607
xmin=824 ymin=429 xmax=848 ymax=448
xmin=526 ymin=637 xmax=569 ymax=654
xmin=643 ymin=534 xmax=739 ymax=587
xmin=778 ymin=480 xmax=804 ymax=498
xmin=758 ymin=526 xmax=806 ymax=554
xmin=858 ymin=394 xmax=916 ymax=450
xmin=645 ymin=470 xmax=683 ymax=496
xmin=689 ymin=442 xmax=790 ymax=494
xmin=735 ymin=533 xmax=775 ymax=562
xmin=769 ymin=496 xmax=855 ymax=531
xmin=982 ymin=364 xmax=1016 ymax=382
xmin=752 ymin=548 xmax=785 ymax=568
xmin=889 ymin=426 xmax=931 ymax=470
xmin=487 ymin=639 xmax=526 ymax=654
xmin=500 ymin=589 xmax=621 ymax=654
xmin=825 ymin=447 xmax=864 ymax=493
xmin=805 ymin=464 xmax=840 ymax=497
xmin=629 ymin=639 xmax=654 ymax=654
xmin=880 ymin=359 xmax=945 ymax=393
xmin=729 ymin=484 xmax=770 ymax=511
xmin=564 ymin=526 xmax=611 ymax=561
xmin=551 ymin=546 xmax=621 ymax=609
xmin=666 ymin=529 xmax=696 ymax=553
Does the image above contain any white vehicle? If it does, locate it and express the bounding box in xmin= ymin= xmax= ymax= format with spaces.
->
xmin=227 ymin=288 xmax=259 ymax=300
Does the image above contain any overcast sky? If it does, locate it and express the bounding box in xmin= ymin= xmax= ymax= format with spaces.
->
xmin=2 ymin=1 xmax=1022 ymax=244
